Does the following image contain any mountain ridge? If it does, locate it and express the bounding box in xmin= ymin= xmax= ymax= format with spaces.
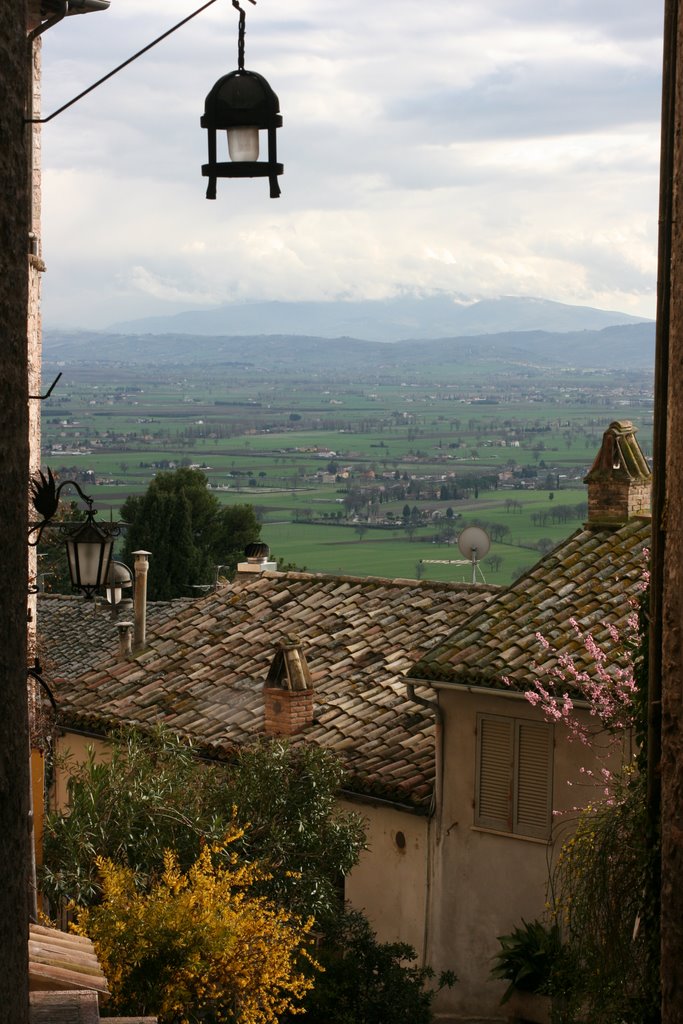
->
xmin=102 ymin=295 xmax=652 ymax=344
xmin=44 ymin=321 xmax=655 ymax=372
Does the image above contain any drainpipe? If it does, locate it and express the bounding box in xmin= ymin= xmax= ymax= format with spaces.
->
xmin=132 ymin=550 xmax=151 ymax=654
xmin=406 ymin=681 xmax=443 ymax=972
xmin=405 ymin=682 xmax=444 ymax=834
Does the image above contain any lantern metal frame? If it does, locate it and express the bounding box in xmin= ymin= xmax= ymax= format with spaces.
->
xmin=201 ymin=0 xmax=283 ymax=199
xmin=29 ymin=468 xmax=123 ymax=599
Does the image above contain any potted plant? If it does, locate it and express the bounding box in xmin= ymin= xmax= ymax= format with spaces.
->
xmin=491 ymin=919 xmax=562 ymax=1023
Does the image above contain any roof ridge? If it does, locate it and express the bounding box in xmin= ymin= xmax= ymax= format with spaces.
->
xmin=246 ymin=570 xmax=500 ymax=594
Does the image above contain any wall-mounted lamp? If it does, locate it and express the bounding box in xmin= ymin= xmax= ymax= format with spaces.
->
xmin=29 ymin=468 xmax=122 ymax=599
xmin=202 ymin=0 xmax=282 ymax=199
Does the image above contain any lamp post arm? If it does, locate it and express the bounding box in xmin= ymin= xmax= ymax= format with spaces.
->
xmin=28 ymin=472 xmax=95 ymax=547
xmin=27 ymin=0 xmax=223 ymax=124
xmin=26 ymin=659 xmax=58 ymax=714
xmin=53 ymin=477 xmax=95 ymax=510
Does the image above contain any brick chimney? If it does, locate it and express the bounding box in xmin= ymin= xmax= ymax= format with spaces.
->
xmin=263 ymin=636 xmax=314 ymax=736
xmin=583 ymin=420 xmax=651 ymax=526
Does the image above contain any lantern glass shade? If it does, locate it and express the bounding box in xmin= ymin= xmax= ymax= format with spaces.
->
xmin=228 ymin=125 xmax=259 ymax=162
xmin=65 ymin=517 xmax=114 ymax=599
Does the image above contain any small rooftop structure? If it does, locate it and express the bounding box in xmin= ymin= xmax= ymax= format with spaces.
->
xmin=237 ymin=542 xmax=278 ymax=574
xmin=264 ymin=636 xmax=314 ymax=736
xmin=583 ymin=419 xmax=651 ymax=526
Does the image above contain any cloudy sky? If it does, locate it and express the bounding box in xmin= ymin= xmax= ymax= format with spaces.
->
xmin=39 ymin=0 xmax=664 ymax=329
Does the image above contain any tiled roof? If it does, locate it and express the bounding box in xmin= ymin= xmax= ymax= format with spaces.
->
xmin=39 ymin=574 xmax=497 ymax=811
xmin=411 ymin=516 xmax=650 ymax=690
xmin=38 ymin=594 xmax=193 ymax=679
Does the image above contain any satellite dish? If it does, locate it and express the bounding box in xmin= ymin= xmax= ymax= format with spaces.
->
xmin=457 ymin=526 xmax=491 ymax=562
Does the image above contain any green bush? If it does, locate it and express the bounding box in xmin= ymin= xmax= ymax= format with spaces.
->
xmin=42 ymin=729 xmax=366 ymax=922
xmin=290 ymin=908 xmax=455 ymax=1024
xmin=491 ymin=918 xmax=562 ymax=1004
xmin=550 ymin=772 xmax=659 ymax=1024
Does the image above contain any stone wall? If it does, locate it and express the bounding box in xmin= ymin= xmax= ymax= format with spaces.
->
xmin=0 ymin=0 xmax=33 ymax=1018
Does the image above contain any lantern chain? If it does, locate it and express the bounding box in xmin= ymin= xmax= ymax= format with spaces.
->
xmin=233 ymin=0 xmax=256 ymax=71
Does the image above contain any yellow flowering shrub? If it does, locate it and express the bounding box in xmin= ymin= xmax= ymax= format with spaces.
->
xmin=73 ymin=829 xmax=318 ymax=1024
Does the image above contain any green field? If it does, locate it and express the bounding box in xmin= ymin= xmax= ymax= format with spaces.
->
xmin=41 ymin=358 xmax=653 ymax=588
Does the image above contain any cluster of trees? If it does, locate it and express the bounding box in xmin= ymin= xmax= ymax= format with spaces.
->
xmin=120 ymin=468 xmax=261 ymax=600
xmin=38 ymin=468 xmax=262 ymax=601
xmin=529 ymin=502 xmax=588 ymax=527
xmin=43 ymin=731 xmax=453 ymax=1023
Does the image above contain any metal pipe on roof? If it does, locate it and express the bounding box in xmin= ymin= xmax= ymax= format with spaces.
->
xmin=133 ymin=551 xmax=151 ymax=654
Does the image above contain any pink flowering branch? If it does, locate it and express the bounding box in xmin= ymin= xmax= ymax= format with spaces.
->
xmin=502 ymin=616 xmax=638 ymax=750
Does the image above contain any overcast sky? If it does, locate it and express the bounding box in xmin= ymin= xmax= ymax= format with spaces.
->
xmin=39 ymin=0 xmax=664 ymax=329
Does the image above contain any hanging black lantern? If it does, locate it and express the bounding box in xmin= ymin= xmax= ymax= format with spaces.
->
xmin=201 ymin=0 xmax=282 ymax=199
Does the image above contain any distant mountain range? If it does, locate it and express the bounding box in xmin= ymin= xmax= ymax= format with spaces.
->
xmin=44 ymin=321 xmax=655 ymax=373
xmin=105 ymin=295 xmax=651 ymax=344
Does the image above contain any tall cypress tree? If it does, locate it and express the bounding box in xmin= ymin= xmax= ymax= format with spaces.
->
xmin=121 ymin=469 xmax=260 ymax=600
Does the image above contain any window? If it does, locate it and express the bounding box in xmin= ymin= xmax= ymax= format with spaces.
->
xmin=475 ymin=713 xmax=553 ymax=839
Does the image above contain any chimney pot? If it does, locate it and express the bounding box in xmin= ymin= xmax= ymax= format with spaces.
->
xmin=117 ymin=621 xmax=133 ymax=660
xmin=583 ymin=420 xmax=651 ymax=526
xmin=263 ymin=637 xmax=314 ymax=735
xmin=132 ymin=550 xmax=151 ymax=653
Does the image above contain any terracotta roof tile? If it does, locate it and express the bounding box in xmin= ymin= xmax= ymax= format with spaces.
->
xmin=39 ymin=574 xmax=497 ymax=811
xmin=411 ymin=517 xmax=650 ymax=690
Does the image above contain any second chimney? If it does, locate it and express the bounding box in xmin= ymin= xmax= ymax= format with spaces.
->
xmin=263 ymin=636 xmax=314 ymax=737
xmin=583 ymin=420 xmax=651 ymax=526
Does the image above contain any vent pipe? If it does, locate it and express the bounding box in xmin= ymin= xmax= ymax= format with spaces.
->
xmin=237 ymin=541 xmax=278 ymax=574
xmin=132 ymin=550 xmax=151 ymax=653
xmin=117 ymin=621 xmax=133 ymax=660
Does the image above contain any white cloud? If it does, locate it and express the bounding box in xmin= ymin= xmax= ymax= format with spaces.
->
xmin=38 ymin=0 xmax=663 ymax=327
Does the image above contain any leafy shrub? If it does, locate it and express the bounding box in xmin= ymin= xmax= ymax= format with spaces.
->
xmin=42 ymin=729 xmax=366 ymax=922
xmin=550 ymin=772 xmax=659 ymax=1024
xmin=491 ymin=918 xmax=562 ymax=1004
xmin=289 ymin=908 xmax=456 ymax=1024
xmin=74 ymin=831 xmax=317 ymax=1024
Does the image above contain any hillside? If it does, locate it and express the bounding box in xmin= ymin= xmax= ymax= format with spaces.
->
xmin=44 ymin=321 xmax=655 ymax=372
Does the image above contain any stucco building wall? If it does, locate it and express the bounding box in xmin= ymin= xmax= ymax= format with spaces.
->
xmin=52 ymin=732 xmax=111 ymax=813
xmin=341 ymin=798 xmax=429 ymax=959
xmin=427 ymin=687 xmax=633 ymax=1022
